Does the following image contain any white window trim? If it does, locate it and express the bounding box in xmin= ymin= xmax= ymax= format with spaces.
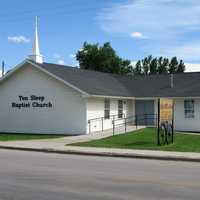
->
xmin=104 ymin=99 xmax=110 ymax=119
xmin=184 ymin=99 xmax=195 ymax=119
xmin=118 ymin=100 xmax=123 ymax=119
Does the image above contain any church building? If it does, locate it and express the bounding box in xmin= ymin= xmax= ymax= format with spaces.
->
xmin=0 ymin=18 xmax=200 ymax=135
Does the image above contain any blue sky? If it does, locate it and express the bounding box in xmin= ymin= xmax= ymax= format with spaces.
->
xmin=1 ymin=0 xmax=200 ymax=72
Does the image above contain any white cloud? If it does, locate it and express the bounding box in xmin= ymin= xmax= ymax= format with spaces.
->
xmin=131 ymin=61 xmax=137 ymax=66
xmin=57 ymin=59 xmax=65 ymax=65
xmin=8 ymin=36 xmax=30 ymax=44
xmin=69 ymin=54 xmax=76 ymax=59
xmin=54 ymin=54 xmax=65 ymax=65
xmin=130 ymin=32 xmax=146 ymax=39
xmin=158 ymin=42 xmax=200 ymax=62
xmin=54 ymin=54 xmax=61 ymax=59
xmin=98 ymin=0 xmax=200 ymax=40
xmin=97 ymin=0 xmax=200 ymax=62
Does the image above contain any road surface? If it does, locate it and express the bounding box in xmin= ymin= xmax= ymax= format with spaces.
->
xmin=0 ymin=149 xmax=199 ymax=200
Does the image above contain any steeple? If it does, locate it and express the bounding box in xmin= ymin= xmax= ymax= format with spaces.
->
xmin=29 ymin=16 xmax=43 ymax=63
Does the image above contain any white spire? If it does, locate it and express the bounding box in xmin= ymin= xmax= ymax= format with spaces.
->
xmin=29 ymin=16 xmax=43 ymax=63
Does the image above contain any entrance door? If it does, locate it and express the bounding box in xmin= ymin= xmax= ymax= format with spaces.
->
xmin=135 ymin=100 xmax=155 ymax=125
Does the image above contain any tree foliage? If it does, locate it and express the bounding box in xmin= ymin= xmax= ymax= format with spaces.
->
xmin=134 ymin=60 xmax=142 ymax=75
xmin=76 ymin=42 xmax=133 ymax=75
xmin=176 ymin=59 xmax=185 ymax=73
xmin=76 ymin=42 xmax=186 ymax=76
xmin=133 ymin=55 xmax=185 ymax=75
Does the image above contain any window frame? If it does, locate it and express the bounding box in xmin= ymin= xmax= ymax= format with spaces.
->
xmin=104 ymin=99 xmax=110 ymax=119
xmin=184 ymin=99 xmax=195 ymax=119
xmin=118 ymin=100 xmax=123 ymax=118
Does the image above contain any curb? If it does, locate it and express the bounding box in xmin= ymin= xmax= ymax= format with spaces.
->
xmin=0 ymin=146 xmax=200 ymax=162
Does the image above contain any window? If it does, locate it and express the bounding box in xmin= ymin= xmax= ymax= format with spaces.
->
xmin=184 ymin=100 xmax=194 ymax=119
xmin=118 ymin=100 xmax=123 ymax=118
xmin=104 ymin=99 xmax=110 ymax=119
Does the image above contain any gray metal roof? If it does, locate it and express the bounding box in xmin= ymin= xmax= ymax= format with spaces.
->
xmin=34 ymin=61 xmax=200 ymax=98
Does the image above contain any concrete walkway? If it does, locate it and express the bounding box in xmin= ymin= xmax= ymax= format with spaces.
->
xmin=0 ymin=125 xmax=142 ymax=149
xmin=0 ymin=126 xmax=200 ymax=162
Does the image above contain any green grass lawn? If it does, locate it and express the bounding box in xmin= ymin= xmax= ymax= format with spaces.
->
xmin=72 ymin=128 xmax=200 ymax=153
xmin=0 ymin=134 xmax=64 ymax=141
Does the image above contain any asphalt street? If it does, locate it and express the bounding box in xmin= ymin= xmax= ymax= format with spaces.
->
xmin=0 ymin=149 xmax=199 ymax=200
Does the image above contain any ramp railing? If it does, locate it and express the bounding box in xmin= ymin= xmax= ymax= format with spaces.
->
xmin=88 ymin=114 xmax=126 ymax=134
xmin=112 ymin=114 xmax=158 ymax=135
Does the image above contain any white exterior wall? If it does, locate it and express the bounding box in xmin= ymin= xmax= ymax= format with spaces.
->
xmin=3 ymin=64 xmax=200 ymax=135
xmin=0 ymin=64 xmax=86 ymax=135
xmin=86 ymin=97 xmax=129 ymax=133
xmin=86 ymin=97 xmax=200 ymax=133
xmin=154 ymin=99 xmax=158 ymax=125
xmin=127 ymin=100 xmax=135 ymax=117
xmin=174 ymin=98 xmax=200 ymax=132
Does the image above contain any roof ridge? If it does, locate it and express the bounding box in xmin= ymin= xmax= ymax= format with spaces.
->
xmin=42 ymin=61 xmax=200 ymax=78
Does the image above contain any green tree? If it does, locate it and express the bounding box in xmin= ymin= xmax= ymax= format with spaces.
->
xmin=149 ymin=58 xmax=158 ymax=74
xmin=76 ymin=42 xmax=132 ymax=75
xmin=142 ymin=56 xmax=152 ymax=75
xmin=134 ymin=56 xmax=185 ymax=75
xmin=119 ymin=59 xmax=133 ymax=75
xmin=157 ymin=57 xmax=168 ymax=74
xmin=169 ymin=57 xmax=178 ymax=74
xmin=134 ymin=61 xmax=142 ymax=75
xmin=176 ymin=60 xmax=185 ymax=73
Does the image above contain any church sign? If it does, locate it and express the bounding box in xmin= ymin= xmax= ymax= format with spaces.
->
xmin=157 ymin=98 xmax=174 ymax=146
xmin=11 ymin=95 xmax=53 ymax=109
xmin=160 ymin=98 xmax=173 ymax=123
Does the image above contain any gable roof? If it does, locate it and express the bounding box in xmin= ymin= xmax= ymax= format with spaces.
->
xmin=34 ymin=60 xmax=200 ymax=98
xmin=2 ymin=59 xmax=200 ymax=98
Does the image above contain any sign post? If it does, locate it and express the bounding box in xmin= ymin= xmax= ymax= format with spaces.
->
xmin=157 ymin=98 xmax=174 ymax=145
xmin=157 ymin=99 xmax=160 ymax=145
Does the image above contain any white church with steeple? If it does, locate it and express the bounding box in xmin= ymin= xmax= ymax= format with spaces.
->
xmin=0 ymin=17 xmax=199 ymax=135
xmin=29 ymin=16 xmax=43 ymax=64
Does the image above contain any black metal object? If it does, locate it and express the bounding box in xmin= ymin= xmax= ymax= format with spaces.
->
xmin=157 ymin=98 xmax=175 ymax=146
xmin=160 ymin=122 xmax=174 ymax=145
xmin=111 ymin=111 xmax=174 ymax=146
xmin=157 ymin=99 xmax=160 ymax=145
xmin=112 ymin=120 xmax=115 ymax=136
xmin=88 ymin=114 xmax=125 ymax=135
xmin=172 ymin=100 xmax=175 ymax=144
xmin=88 ymin=120 xmax=91 ymax=134
xmin=112 ymin=113 xmax=158 ymax=135
xmin=89 ymin=109 xmax=174 ymax=146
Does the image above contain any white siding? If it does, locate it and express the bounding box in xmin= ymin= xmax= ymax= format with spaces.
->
xmin=174 ymin=98 xmax=200 ymax=132
xmin=154 ymin=99 xmax=158 ymax=125
xmin=86 ymin=97 xmax=129 ymax=133
xmin=127 ymin=100 xmax=135 ymax=117
xmin=0 ymin=64 xmax=86 ymax=135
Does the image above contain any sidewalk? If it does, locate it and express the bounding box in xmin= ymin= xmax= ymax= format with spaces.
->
xmin=1 ymin=144 xmax=200 ymax=162
xmin=0 ymin=127 xmax=200 ymax=162
xmin=0 ymin=125 xmax=142 ymax=149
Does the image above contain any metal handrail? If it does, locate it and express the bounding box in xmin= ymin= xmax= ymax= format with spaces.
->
xmin=113 ymin=114 xmax=158 ymax=123
xmin=112 ymin=114 xmax=158 ymax=135
xmin=87 ymin=113 xmax=126 ymax=134
xmin=88 ymin=113 xmax=126 ymax=123
xmin=88 ymin=113 xmax=159 ymax=135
